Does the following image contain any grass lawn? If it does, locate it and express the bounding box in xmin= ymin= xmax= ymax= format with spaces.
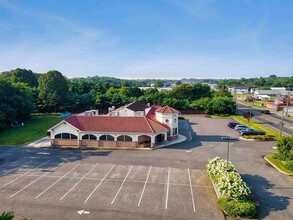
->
xmin=265 ymin=155 xmax=293 ymax=175
xmin=0 ymin=115 xmax=62 ymax=146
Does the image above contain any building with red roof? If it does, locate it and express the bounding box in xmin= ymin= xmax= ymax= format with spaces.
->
xmin=49 ymin=102 xmax=180 ymax=149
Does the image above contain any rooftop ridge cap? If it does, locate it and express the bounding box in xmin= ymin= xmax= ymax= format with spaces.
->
xmin=145 ymin=117 xmax=155 ymax=133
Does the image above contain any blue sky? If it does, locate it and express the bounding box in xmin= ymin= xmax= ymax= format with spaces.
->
xmin=0 ymin=0 xmax=292 ymax=79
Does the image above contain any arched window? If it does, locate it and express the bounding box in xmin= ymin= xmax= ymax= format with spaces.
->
xmin=117 ymin=135 xmax=132 ymax=142
xmin=99 ymin=135 xmax=114 ymax=141
xmin=55 ymin=133 xmax=77 ymax=140
xmin=82 ymin=134 xmax=97 ymax=140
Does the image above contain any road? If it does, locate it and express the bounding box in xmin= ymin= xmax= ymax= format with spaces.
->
xmin=237 ymin=103 xmax=293 ymax=135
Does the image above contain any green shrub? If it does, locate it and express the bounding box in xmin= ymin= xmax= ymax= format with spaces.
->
xmin=218 ymin=198 xmax=257 ymax=218
xmin=0 ymin=211 xmax=14 ymax=220
xmin=276 ymin=136 xmax=293 ymax=160
xmin=242 ymin=135 xmax=269 ymax=140
xmin=283 ymin=160 xmax=293 ymax=170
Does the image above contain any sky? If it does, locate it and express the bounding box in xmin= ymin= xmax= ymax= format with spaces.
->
xmin=0 ymin=0 xmax=292 ymax=79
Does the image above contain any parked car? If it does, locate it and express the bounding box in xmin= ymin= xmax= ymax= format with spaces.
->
xmin=260 ymin=109 xmax=270 ymax=114
xmin=235 ymin=124 xmax=249 ymax=131
xmin=240 ymin=128 xmax=266 ymax=136
xmin=227 ymin=122 xmax=240 ymax=128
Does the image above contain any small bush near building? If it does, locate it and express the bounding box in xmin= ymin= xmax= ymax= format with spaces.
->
xmin=218 ymin=198 xmax=257 ymax=218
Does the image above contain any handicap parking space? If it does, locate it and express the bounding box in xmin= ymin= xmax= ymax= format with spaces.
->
xmin=0 ymin=159 xmax=223 ymax=220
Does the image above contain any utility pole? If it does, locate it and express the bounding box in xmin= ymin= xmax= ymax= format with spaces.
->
xmin=285 ymin=89 xmax=289 ymax=116
xmin=280 ymin=107 xmax=284 ymax=136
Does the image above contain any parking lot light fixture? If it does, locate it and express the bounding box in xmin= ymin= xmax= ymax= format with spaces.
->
xmin=221 ymin=136 xmax=235 ymax=170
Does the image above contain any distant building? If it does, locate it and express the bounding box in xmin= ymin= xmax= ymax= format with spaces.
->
xmin=228 ymin=87 xmax=249 ymax=94
xmin=254 ymin=89 xmax=290 ymax=100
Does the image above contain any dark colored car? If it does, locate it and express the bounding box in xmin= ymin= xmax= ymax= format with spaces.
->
xmin=227 ymin=122 xmax=240 ymax=128
xmin=240 ymin=128 xmax=266 ymax=136
xmin=260 ymin=109 xmax=270 ymax=114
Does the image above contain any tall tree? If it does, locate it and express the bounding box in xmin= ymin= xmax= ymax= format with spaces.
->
xmin=38 ymin=70 xmax=68 ymax=112
xmin=6 ymin=68 xmax=38 ymax=87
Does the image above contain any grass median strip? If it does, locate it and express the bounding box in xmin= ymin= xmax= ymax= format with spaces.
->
xmin=264 ymin=155 xmax=293 ymax=175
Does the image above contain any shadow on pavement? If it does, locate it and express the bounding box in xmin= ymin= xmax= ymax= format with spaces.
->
xmin=242 ymin=174 xmax=290 ymax=219
xmin=0 ymin=146 xmax=112 ymax=178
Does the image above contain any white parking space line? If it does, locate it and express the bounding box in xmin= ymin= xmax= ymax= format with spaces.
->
xmin=60 ymin=162 xmax=99 ymax=200
xmin=84 ymin=164 xmax=116 ymax=204
xmin=35 ymin=163 xmax=80 ymax=199
xmin=188 ymin=168 xmax=196 ymax=212
xmin=0 ymin=160 xmax=49 ymax=189
xmin=165 ymin=167 xmax=170 ymax=209
xmin=111 ymin=165 xmax=133 ymax=205
xmin=138 ymin=166 xmax=152 ymax=207
xmin=11 ymin=162 xmax=63 ymax=198
xmin=0 ymin=160 xmax=32 ymax=177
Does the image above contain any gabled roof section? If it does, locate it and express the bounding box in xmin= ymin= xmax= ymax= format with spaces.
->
xmin=64 ymin=115 xmax=168 ymax=134
xmin=125 ymin=101 xmax=148 ymax=111
xmin=155 ymin=106 xmax=180 ymax=114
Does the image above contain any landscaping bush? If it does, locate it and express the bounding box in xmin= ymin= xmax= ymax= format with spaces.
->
xmin=206 ymin=157 xmax=250 ymax=198
xmin=276 ymin=136 xmax=293 ymax=161
xmin=218 ymin=198 xmax=257 ymax=218
xmin=242 ymin=135 xmax=269 ymax=140
xmin=0 ymin=211 xmax=14 ymax=220
xmin=207 ymin=157 xmax=256 ymax=218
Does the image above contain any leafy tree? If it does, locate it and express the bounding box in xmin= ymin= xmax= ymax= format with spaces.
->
xmin=207 ymin=96 xmax=236 ymax=115
xmin=214 ymin=88 xmax=232 ymax=98
xmin=170 ymin=83 xmax=193 ymax=100
xmin=0 ymin=79 xmax=34 ymax=125
xmin=154 ymin=80 xmax=164 ymax=88
xmin=8 ymin=68 xmax=38 ymax=87
xmin=190 ymin=97 xmax=211 ymax=111
xmin=38 ymin=70 xmax=68 ymax=112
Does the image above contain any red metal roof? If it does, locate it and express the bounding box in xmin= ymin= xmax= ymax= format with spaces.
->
xmin=64 ymin=115 xmax=169 ymax=133
xmin=155 ymin=106 xmax=180 ymax=114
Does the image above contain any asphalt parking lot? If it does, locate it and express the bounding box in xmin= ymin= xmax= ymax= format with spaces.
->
xmin=0 ymin=115 xmax=292 ymax=220
xmin=0 ymin=158 xmax=222 ymax=220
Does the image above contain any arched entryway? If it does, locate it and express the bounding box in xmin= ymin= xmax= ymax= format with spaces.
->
xmin=155 ymin=133 xmax=165 ymax=144
xmin=137 ymin=135 xmax=151 ymax=148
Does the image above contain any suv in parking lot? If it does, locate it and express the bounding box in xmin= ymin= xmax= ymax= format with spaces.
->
xmin=227 ymin=122 xmax=240 ymax=128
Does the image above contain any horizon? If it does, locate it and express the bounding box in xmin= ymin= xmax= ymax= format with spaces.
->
xmin=0 ymin=0 xmax=292 ymax=78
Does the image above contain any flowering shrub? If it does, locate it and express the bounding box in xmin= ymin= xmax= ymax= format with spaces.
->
xmin=207 ymin=157 xmax=256 ymax=218
xmin=206 ymin=157 xmax=250 ymax=198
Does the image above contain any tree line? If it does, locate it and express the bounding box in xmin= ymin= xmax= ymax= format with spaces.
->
xmin=0 ymin=68 xmax=238 ymax=130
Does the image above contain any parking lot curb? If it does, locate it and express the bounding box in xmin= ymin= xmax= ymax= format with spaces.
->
xmin=264 ymin=156 xmax=293 ymax=176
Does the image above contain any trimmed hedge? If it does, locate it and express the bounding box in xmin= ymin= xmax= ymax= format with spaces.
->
xmin=242 ymin=135 xmax=269 ymax=140
xmin=218 ymin=198 xmax=257 ymax=218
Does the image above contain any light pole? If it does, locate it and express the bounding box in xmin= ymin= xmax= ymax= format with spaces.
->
xmin=222 ymin=136 xmax=235 ymax=170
